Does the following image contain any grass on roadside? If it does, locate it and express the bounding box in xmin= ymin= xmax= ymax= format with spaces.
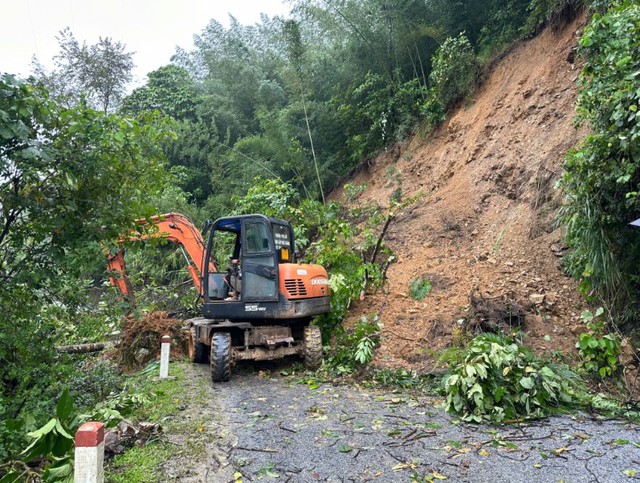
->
xmin=108 ymin=442 xmax=174 ymax=483
xmin=128 ymin=363 xmax=186 ymax=424
xmin=106 ymin=362 xmax=213 ymax=482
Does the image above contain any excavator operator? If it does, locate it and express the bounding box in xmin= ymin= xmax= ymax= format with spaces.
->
xmin=224 ymin=235 xmax=242 ymax=299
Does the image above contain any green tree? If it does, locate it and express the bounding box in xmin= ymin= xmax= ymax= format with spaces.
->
xmin=122 ymin=65 xmax=226 ymax=204
xmin=429 ymin=32 xmax=478 ymax=111
xmin=32 ymin=27 xmax=135 ymax=112
xmin=164 ymin=118 xmax=223 ymax=204
xmin=477 ymin=0 xmax=532 ymax=57
xmin=0 ymin=74 xmax=169 ymax=456
xmin=283 ymin=19 xmax=325 ymax=203
xmin=425 ymin=0 xmax=492 ymax=44
xmin=121 ymin=65 xmax=198 ymax=120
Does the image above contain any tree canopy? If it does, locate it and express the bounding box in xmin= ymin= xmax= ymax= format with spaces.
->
xmin=0 ymin=74 xmax=170 ymax=456
xmin=115 ymin=0 xmax=550 ymax=211
xmin=32 ymin=28 xmax=135 ymax=112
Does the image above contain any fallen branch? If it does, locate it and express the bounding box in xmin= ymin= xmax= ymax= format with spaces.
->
xmin=277 ymin=421 xmax=297 ymax=433
xmin=235 ymin=446 xmax=280 ymax=453
xmin=383 ymin=329 xmax=418 ymax=342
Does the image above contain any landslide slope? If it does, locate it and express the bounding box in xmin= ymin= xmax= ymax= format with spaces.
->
xmin=338 ymin=16 xmax=589 ymax=371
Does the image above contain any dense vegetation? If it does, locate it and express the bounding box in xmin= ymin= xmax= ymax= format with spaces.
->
xmin=443 ymin=333 xmax=580 ymax=422
xmin=2 ymin=0 xmax=640 ymax=477
xmin=0 ymin=74 xmax=170 ymax=472
xmin=560 ymin=0 xmax=640 ymax=325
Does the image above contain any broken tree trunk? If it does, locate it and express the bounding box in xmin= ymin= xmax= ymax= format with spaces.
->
xmin=56 ymin=341 xmax=117 ymax=354
xmin=361 ymin=213 xmax=395 ymax=299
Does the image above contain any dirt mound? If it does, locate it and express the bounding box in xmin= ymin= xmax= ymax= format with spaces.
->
xmin=336 ymin=16 xmax=589 ymax=372
xmin=120 ymin=311 xmax=187 ymax=368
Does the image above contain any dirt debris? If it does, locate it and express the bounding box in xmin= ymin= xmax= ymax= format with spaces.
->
xmin=104 ymin=420 xmax=163 ymax=456
xmin=334 ymin=15 xmax=589 ymax=371
xmin=467 ymin=288 xmax=530 ymax=335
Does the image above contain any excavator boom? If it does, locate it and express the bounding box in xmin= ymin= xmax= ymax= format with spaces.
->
xmin=107 ymin=213 xmax=213 ymax=301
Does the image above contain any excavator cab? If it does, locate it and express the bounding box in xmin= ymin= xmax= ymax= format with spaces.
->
xmin=200 ymin=214 xmax=330 ymax=322
xmin=204 ymin=215 xmax=293 ymax=303
xmin=190 ymin=214 xmax=330 ymax=381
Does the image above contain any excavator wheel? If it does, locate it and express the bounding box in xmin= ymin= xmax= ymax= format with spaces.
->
xmin=188 ymin=327 xmax=207 ymax=364
xmin=303 ymin=325 xmax=323 ymax=370
xmin=210 ymin=332 xmax=231 ymax=382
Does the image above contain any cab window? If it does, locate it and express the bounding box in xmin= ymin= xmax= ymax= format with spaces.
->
xmin=245 ymin=222 xmax=271 ymax=254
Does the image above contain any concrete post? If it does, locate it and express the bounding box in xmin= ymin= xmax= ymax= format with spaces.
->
xmin=74 ymin=421 xmax=105 ymax=483
xmin=160 ymin=335 xmax=171 ymax=378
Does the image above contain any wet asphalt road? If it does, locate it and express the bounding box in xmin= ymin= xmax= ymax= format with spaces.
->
xmin=181 ymin=362 xmax=640 ymax=483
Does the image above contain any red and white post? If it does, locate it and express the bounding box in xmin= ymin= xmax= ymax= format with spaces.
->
xmin=74 ymin=421 xmax=105 ymax=483
xmin=160 ymin=335 xmax=171 ymax=378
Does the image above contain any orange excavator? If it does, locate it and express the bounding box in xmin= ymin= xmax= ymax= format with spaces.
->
xmin=107 ymin=213 xmax=330 ymax=381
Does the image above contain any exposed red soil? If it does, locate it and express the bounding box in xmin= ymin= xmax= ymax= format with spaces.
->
xmin=335 ymin=16 xmax=590 ymax=373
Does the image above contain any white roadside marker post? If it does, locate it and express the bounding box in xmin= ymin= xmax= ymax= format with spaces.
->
xmin=160 ymin=334 xmax=171 ymax=378
xmin=74 ymin=421 xmax=105 ymax=483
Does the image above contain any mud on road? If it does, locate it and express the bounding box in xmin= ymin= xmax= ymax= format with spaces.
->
xmin=160 ymin=361 xmax=640 ymax=483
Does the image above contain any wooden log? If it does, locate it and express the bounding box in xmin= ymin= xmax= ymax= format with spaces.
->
xmin=56 ymin=341 xmax=117 ymax=354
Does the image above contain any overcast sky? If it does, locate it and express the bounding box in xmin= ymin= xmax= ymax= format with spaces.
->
xmin=0 ymin=0 xmax=291 ymax=86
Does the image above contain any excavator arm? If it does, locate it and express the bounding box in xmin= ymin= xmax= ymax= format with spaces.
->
xmin=107 ymin=213 xmax=215 ymax=303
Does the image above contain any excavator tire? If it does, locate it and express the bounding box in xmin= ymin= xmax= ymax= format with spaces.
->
xmin=210 ymin=332 xmax=231 ymax=382
xmin=303 ymin=325 xmax=323 ymax=370
xmin=188 ymin=327 xmax=207 ymax=364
